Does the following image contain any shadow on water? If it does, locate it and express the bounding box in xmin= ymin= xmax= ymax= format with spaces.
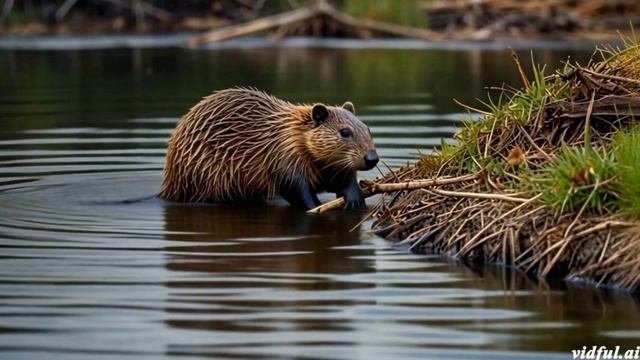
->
xmin=161 ymin=203 xmax=375 ymax=357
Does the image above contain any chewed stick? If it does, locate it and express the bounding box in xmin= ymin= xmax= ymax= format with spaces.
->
xmin=307 ymin=172 xmax=482 ymax=214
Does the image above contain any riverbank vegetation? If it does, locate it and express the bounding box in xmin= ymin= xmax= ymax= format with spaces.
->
xmin=361 ymin=39 xmax=640 ymax=291
xmin=1 ymin=0 xmax=638 ymax=39
xmin=0 ymin=0 xmax=425 ymax=35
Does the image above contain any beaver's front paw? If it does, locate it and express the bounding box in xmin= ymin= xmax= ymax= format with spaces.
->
xmin=341 ymin=185 xmax=366 ymax=210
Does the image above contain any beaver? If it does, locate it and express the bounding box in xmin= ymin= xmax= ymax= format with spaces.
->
xmin=160 ymin=88 xmax=378 ymax=210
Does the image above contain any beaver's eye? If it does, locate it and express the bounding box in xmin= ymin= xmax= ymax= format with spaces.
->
xmin=339 ymin=128 xmax=352 ymax=139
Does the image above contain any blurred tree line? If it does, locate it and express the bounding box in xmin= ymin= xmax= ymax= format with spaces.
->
xmin=0 ymin=0 xmax=426 ymax=29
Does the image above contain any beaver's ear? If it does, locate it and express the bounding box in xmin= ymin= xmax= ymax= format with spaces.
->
xmin=311 ymin=104 xmax=329 ymax=127
xmin=342 ymin=101 xmax=355 ymax=115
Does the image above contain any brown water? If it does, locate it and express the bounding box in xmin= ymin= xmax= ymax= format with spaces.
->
xmin=1 ymin=40 xmax=639 ymax=360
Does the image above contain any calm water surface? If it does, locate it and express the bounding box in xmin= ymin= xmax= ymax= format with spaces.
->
xmin=1 ymin=40 xmax=639 ymax=360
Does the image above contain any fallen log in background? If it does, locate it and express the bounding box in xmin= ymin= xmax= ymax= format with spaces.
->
xmin=188 ymin=0 xmax=443 ymax=46
xmin=188 ymin=2 xmax=323 ymax=46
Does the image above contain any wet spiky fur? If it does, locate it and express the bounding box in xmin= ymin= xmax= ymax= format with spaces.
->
xmin=160 ymin=88 xmax=375 ymax=203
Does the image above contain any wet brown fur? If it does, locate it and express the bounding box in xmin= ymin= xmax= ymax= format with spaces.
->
xmin=160 ymin=88 xmax=375 ymax=203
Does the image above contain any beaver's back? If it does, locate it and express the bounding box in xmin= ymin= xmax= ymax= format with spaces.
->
xmin=160 ymin=88 xmax=314 ymax=202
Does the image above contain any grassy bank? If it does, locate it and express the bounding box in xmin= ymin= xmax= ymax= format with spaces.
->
xmin=369 ymin=39 xmax=640 ymax=291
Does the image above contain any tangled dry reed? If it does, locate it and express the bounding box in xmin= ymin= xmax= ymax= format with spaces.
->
xmin=367 ymin=42 xmax=640 ymax=291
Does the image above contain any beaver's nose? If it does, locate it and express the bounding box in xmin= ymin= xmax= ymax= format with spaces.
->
xmin=364 ymin=150 xmax=379 ymax=169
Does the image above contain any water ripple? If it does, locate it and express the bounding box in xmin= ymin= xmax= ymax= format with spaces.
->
xmin=1 ymin=46 xmax=637 ymax=360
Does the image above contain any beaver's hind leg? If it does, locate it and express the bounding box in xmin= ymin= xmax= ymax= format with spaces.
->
xmin=280 ymin=175 xmax=321 ymax=210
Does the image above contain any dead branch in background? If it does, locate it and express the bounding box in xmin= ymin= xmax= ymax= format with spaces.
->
xmin=188 ymin=0 xmax=443 ymax=46
xmin=0 ymin=0 xmax=14 ymax=25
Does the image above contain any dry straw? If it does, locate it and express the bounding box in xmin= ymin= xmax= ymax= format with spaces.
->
xmin=310 ymin=39 xmax=640 ymax=291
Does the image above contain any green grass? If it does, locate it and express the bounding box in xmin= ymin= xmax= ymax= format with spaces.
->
xmin=422 ymin=44 xmax=640 ymax=221
xmin=614 ymin=125 xmax=640 ymax=217
xmin=528 ymin=145 xmax=617 ymax=215
xmin=523 ymin=125 xmax=640 ymax=218
xmin=6 ymin=10 xmax=29 ymax=25
xmin=444 ymin=55 xmax=640 ymax=218
xmin=451 ymin=61 xmax=552 ymax=174
xmin=340 ymin=0 xmax=427 ymax=28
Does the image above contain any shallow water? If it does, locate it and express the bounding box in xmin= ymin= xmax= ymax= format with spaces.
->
xmin=1 ymin=41 xmax=639 ymax=360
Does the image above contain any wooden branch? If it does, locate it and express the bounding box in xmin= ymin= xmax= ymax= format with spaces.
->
xmin=307 ymin=172 xmax=482 ymax=214
xmin=458 ymin=193 xmax=542 ymax=256
xmin=140 ymin=1 xmax=172 ymax=22
xmin=55 ymin=0 xmax=79 ymax=21
xmin=187 ymin=0 xmax=443 ymax=46
xmin=548 ymin=95 xmax=640 ymax=118
xmin=127 ymin=0 xmax=143 ymax=30
xmin=0 ymin=0 xmax=14 ymax=24
xmin=100 ymin=0 xmax=172 ymax=22
xmin=368 ymin=173 xmax=481 ymax=193
xmin=327 ymin=8 xmax=444 ymax=41
xmin=288 ymin=0 xmax=300 ymax=8
xmin=581 ymin=67 xmax=640 ymax=86
xmin=188 ymin=2 xmax=328 ymax=46
xmin=429 ymin=188 xmax=532 ymax=203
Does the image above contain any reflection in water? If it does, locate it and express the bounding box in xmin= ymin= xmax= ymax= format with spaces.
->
xmin=163 ymin=203 xmax=366 ymax=277
xmin=163 ymin=204 xmax=369 ymax=335
xmin=0 ymin=44 xmax=639 ymax=360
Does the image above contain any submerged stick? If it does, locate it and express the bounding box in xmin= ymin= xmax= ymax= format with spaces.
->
xmin=307 ymin=172 xmax=481 ymax=214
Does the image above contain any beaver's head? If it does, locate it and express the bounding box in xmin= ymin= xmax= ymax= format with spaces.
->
xmin=305 ymin=102 xmax=378 ymax=172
